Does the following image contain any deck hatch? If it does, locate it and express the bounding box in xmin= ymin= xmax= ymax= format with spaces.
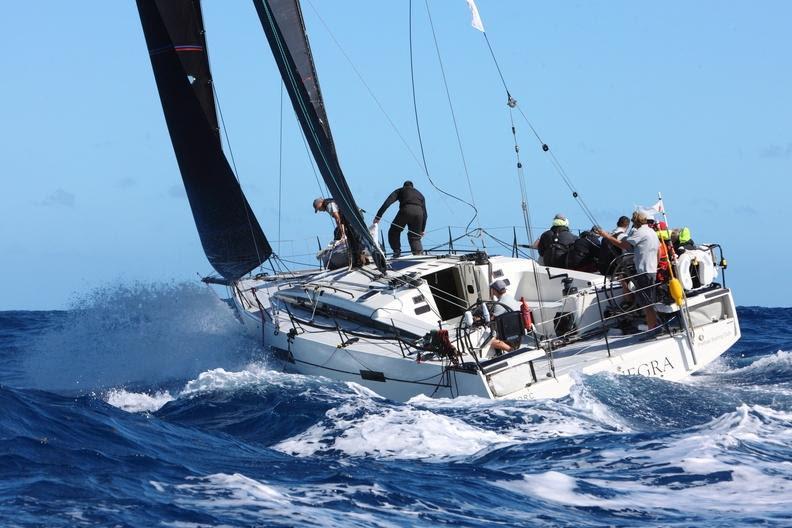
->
xmin=360 ymin=370 xmax=386 ymax=382
xmin=414 ymin=304 xmax=431 ymax=315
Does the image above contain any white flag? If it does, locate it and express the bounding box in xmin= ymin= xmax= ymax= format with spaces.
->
xmin=466 ymin=0 xmax=485 ymax=32
xmin=649 ymin=199 xmax=664 ymax=214
xmin=635 ymin=199 xmax=664 ymax=222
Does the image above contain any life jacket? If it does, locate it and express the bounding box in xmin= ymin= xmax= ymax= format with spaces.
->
xmin=656 ymin=240 xmax=675 ymax=283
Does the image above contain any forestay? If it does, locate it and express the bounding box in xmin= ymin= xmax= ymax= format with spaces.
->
xmin=252 ymin=0 xmax=387 ymax=272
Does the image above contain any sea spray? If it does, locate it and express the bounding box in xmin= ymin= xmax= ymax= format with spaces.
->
xmin=23 ymin=281 xmax=259 ymax=392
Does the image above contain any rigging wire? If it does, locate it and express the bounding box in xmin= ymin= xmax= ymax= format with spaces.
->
xmin=278 ymin=82 xmax=284 ymax=255
xmin=256 ymin=0 xmax=379 ymax=264
xmin=423 ymin=0 xmax=480 ymax=234
xmin=476 ymin=20 xmax=600 ymax=229
xmin=408 ymin=0 xmax=479 ymax=236
xmin=298 ymin=122 xmax=329 ymax=198
xmin=302 ymin=0 xmax=429 ymax=178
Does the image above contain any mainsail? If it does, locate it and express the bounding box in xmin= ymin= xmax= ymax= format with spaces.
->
xmin=252 ymin=0 xmax=387 ymax=272
xmin=137 ymin=0 xmax=272 ymax=281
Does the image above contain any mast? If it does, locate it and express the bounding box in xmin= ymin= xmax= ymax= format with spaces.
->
xmin=252 ymin=0 xmax=387 ymax=273
xmin=137 ymin=0 xmax=272 ymax=281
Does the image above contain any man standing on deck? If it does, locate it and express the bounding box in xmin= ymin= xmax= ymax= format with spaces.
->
xmin=313 ymin=197 xmax=345 ymax=241
xmin=596 ymin=210 xmax=660 ymax=329
xmin=373 ymin=181 xmax=427 ymax=258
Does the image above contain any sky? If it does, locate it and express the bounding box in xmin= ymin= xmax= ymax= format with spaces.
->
xmin=1 ymin=1 xmax=789 ymax=310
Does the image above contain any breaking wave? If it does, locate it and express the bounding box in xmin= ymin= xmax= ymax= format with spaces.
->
xmin=1 ymin=302 xmax=790 ymax=526
xmin=21 ymin=281 xmax=260 ymax=392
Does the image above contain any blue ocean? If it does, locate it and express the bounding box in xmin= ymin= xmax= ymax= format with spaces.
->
xmin=1 ymin=283 xmax=790 ymax=527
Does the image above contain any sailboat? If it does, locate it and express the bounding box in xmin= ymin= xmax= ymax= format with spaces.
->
xmin=136 ymin=0 xmax=740 ymax=401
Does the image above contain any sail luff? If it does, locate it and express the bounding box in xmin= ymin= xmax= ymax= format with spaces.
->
xmin=137 ymin=0 xmax=272 ymax=280
xmin=253 ymin=0 xmax=386 ymax=272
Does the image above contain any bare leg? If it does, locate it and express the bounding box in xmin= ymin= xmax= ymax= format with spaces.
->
xmin=644 ymin=306 xmax=658 ymax=329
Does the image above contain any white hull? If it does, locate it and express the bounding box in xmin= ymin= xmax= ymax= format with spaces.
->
xmin=229 ymin=255 xmax=740 ymax=401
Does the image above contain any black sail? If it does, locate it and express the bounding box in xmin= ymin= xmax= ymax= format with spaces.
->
xmin=252 ymin=0 xmax=386 ymax=272
xmin=137 ymin=0 xmax=272 ymax=281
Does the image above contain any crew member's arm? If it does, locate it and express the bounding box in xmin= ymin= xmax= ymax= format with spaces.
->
xmin=597 ymin=228 xmax=631 ymax=250
xmin=332 ymin=211 xmax=345 ymax=238
xmin=420 ymin=197 xmax=427 ymax=237
xmin=373 ymin=189 xmax=400 ymax=223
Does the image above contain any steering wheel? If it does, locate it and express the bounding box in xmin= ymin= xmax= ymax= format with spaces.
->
xmin=603 ymin=252 xmax=637 ymax=313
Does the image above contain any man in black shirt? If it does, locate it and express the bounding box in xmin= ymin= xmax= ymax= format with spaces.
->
xmin=536 ymin=213 xmax=578 ymax=267
xmin=373 ymin=181 xmax=427 ymax=258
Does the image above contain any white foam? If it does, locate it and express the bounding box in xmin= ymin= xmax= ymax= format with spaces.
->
xmin=496 ymin=471 xmax=603 ymax=507
xmin=179 ymin=364 xmax=275 ymax=397
xmin=567 ymin=371 xmax=632 ymax=431
xmin=176 ymin=362 xmax=348 ymax=401
xmin=104 ymin=388 xmax=174 ymax=413
xmin=275 ymin=386 xmax=624 ymax=461
xmin=155 ymin=473 xmax=385 ymax=527
xmin=731 ymin=350 xmax=792 ymax=374
xmin=495 ymin=404 xmax=792 ymax=514
xmin=409 ymin=388 xmax=624 ymax=444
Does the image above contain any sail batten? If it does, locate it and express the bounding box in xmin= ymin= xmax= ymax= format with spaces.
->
xmin=253 ymin=0 xmax=386 ymax=272
xmin=137 ymin=0 xmax=272 ymax=281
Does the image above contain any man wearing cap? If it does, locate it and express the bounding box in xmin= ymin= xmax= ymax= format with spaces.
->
xmin=373 ymin=181 xmax=427 ymax=258
xmin=536 ymin=214 xmax=578 ymax=267
xmin=490 ymin=279 xmax=519 ymax=316
xmin=488 ymin=279 xmax=522 ymax=352
xmin=313 ymin=197 xmax=345 ymax=241
xmin=596 ymin=211 xmax=660 ymax=329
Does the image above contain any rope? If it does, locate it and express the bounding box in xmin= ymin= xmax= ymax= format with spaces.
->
xmin=473 ymin=20 xmax=600 ymax=229
xmin=303 ymin=0 xmax=430 ymax=176
xmin=423 ymin=0 xmax=479 ymax=233
xmin=408 ymin=0 xmax=478 ymax=228
xmin=278 ymin=82 xmax=283 ymax=255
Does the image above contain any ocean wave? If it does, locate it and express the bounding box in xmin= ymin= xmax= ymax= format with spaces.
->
xmin=492 ymin=404 xmax=792 ymax=518
xmin=273 ymin=377 xmax=628 ymax=462
xmin=21 ymin=282 xmax=258 ymax=392
xmin=155 ymin=473 xmax=388 ymax=528
xmin=104 ymin=388 xmax=174 ymax=413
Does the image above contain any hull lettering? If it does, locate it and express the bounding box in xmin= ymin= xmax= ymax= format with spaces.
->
xmin=623 ymin=356 xmax=675 ymax=377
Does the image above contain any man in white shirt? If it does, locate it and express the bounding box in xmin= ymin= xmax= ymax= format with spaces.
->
xmin=488 ymin=279 xmax=522 ymax=353
xmin=596 ymin=211 xmax=660 ymax=329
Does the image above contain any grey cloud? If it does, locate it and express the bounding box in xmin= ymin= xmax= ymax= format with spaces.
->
xmin=41 ymin=188 xmax=75 ymax=207
xmin=733 ymin=205 xmax=757 ymax=216
xmin=168 ymin=185 xmax=187 ymax=199
xmin=117 ymin=177 xmax=136 ymax=188
xmin=761 ymin=143 xmax=792 ymax=159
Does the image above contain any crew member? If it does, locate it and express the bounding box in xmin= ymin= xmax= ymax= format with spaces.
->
xmin=488 ymin=279 xmax=521 ymax=352
xmin=373 ymin=181 xmax=427 ymax=258
xmin=313 ymin=197 xmax=344 ymax=241
xmin=565 ymin=230 xmax=601 ymax=272
xmin=536 ymin=214 xmax=578 ymax=267
xmin=596 ymin=210 xmax=660 ymax=329
xmin=598 ymin=215 xmax=630 ymax=274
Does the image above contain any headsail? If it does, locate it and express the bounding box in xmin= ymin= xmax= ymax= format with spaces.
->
xmin=252 ymin=0 xmax=387 ymax=272
xmin=137 ymin=0 xmax=272 ymax=281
